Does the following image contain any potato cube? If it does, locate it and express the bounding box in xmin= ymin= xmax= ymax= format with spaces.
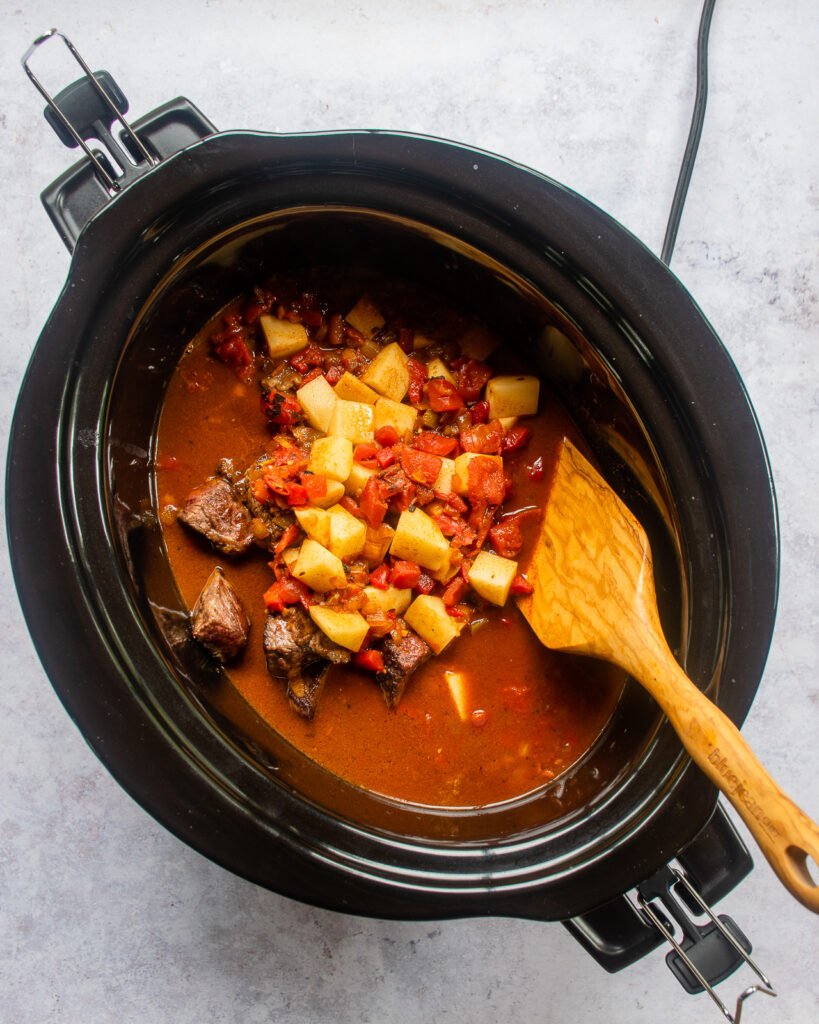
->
xmin=404 ymin=595 xmax=461 ymax=654
xmin=361 ymin=342 xmax=409 ymax=402
xmin=499 ymin=416 xmax=519 ymax=430
xmin=326 ymin=504 xmax=367 ymax=560
xmin=260 ymin=315 xmax=309 ymax=360
xmin=432 ymin=457 xmax=455 ymax=494
xmin=294 ymin=507 xmax=331 ymax=546
xmin=281 ymin=546 xmax=300 ymax=567
xmin=390 ymin=507 xmax=450 ymax=572
xmin=333 ymin=371 xmax=379 ymax=405
xmin=309 ymin=606 xmax=369 ymax=652
xmin=361 ymin=585 xmax=412 ymax=616
xmin=426 ymin=357 xmax=456 ymax=384
xmin=346 ymin=295 xmax=385 ymax=337
xmin=297 ymin=374 xmax=338 ymax=433
xmin=345 ymin=461 xmax=377 ymax=497
xmin=444 ymin=670 xmax=470 ymax=721
xmin=459 ymin=324 xmax=499 ymax=361
xmin=451 ymin=452 xmax=504 ymax=496
xmin=291 ymin=538 xmax=347 ymax=592
xmin=413 ymin=332 xmax=434 ymax=351
xmin=306 ymin=477 xmax=346 ymax=509
xmin=486 ymin=375 xmax=540 ymax=419
xmin=468 ymin=550 xmax=519 ymax=606
xmin=362 ymin=523 xmax=395 ymax=566
xmin=328 ymin=399 xmax=375 ymax=443
xmin=308 ymin=434 xmax=354 ymax=482
xmin=372 ymin=397 xmax=417 ymax=440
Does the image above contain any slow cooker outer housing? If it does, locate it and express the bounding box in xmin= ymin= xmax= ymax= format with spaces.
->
xmin=6 ymin=125 xmax=779 ymax=921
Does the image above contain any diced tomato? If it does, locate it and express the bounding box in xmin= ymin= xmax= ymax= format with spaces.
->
xmin=456 ymin=359 xmax=493 ymax=402
xmin=376 ymin=447 xmax=396 ymax=469
xmin=400 ymin=447 xmax=443 ymax=487
xmin=289 ymin=342 xmax=324 ymax=373
xmin=427 ymin=377 xmax=464 ymax=412
xmin=354 ymin=649 xmax=385 ymax=673
xmin=468 ymin=500 xmax=498 ymax=550
xmin=413 ymin=432 xmax=458 ymax=456
xmin=369 ymin=563 xmax=391 ymax=590
xmin=301 ymin=366 xmax=324 ymax=385
xmin=437 ymin=490 xmax=468 ymax=514
xmin=502 ymin=426 xmax=532 ymax=454
xmin=414 ymin=572 xmax=436 ymax=594
xmin=286 ymin=483 xmax=308 ymax=506
xmin=359 ymin=477 xmax=389 ymax=529
xmin=407 ymin=358 xmax=427 ymax=405
xmin=434 ymin=512 xmax=476 ymax=548
xmin=210 ymin=323 xmax=254 ymax=369
xmin=325 ymin=363 xmax=345 ymax=385
xmin=441 ymin=575 xmax=469 ymax=606
xmin=509 ymin=574 xmax=534 ymax=596
xmin=354 ymin=443 xmax=380 ymax=466
xmin=263 ymin=576 xmax=311 ymax=613
xmin=467 ymin=456 xmax=505 ymax=505
xmin=253 ymin=478 xmax=273 ymax=504
xmin=375 ymin=425 xmax=400 ymax=447
xmin=469 ymin=400 xmax=490 ymax=425
xmin=459 ymin=420 xmax=504 ymax=454
xmin=446 ymin=603 xmax=468 ymax=618
xmin=302 ymin=474 xmax=329 ymax=502
xmin=261 ymin=390 xmax=302 ymax=426
xmin=339 ymin=495 xmax=364 ymax=518
xmin=274 ymin=522 xmax=301 ymax=555
xmin=489 ymin=517 xmax=524 ymax=558
xmin=389 ymin=560 xmax=421 ymax=588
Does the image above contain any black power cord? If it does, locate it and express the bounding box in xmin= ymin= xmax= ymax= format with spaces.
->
xmin=661 ymin=0 xmax=717 ymax=265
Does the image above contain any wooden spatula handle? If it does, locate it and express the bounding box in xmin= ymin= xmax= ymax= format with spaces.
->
xmin=637 ymin=640 xmax=819 ymax=913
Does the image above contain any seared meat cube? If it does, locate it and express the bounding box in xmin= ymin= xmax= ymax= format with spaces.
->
xmin=178 ymin=477 xmax=254 ymax=555
xmin=376 ymin=627 xmax=432 ymax=708
xmin=263 ymin=607 xmax=350 ymax=719
xmin=190 ymin=567 xmax=250 ymax=662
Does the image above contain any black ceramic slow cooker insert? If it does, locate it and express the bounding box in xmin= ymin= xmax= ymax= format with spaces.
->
xmin=6 ymin=31 xmax=779 ymax=1007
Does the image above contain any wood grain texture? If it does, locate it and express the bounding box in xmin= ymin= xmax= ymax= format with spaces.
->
xmin=518 ymin=438 xmax=819 ymax=913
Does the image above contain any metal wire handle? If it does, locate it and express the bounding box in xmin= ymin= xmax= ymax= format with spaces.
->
xmin=21 ymin=28 xmax=158 ymax=193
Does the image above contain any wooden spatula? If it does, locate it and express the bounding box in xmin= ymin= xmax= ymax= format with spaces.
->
xmin=516 ymin=437 xmax=819 ymax=912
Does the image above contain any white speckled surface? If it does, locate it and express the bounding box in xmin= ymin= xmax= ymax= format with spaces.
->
xmin=1 ymin=2 xmax=817 ymax=1022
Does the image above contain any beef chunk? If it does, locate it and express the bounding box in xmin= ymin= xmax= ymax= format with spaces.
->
xmin=263 ymin=607 xmax=351 ymax=719
xmin=376 ymin=627 xmax=432 ymax=708
xmin=190 ymin=567 xmax=250 ymax=661
xmin=178 ymin=477 xmax=254 ymax=555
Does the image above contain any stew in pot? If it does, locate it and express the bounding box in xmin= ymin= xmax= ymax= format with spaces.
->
xmin=155 ymin=271 xmax=623 ymax=807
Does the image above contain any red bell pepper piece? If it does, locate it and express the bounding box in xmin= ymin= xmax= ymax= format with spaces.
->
xmin=263 ymin=576 xmax=312 ymax=612
xmin=389 ymin=560 xmax=421 ymax=589
xmin=369 ymin=563 xmax=391 ymax=590
xmin=302 ymin=474 xmax=328 ymax=502
xmin=359 ymin=477 xmax=389 ymax=529
xmin=285 ymin=483 xmax=308 ymax=506
xmin=456 ymin=359 xmax=493 ymax=402
xmin=354 ymin=649 xmax=385 ymax=673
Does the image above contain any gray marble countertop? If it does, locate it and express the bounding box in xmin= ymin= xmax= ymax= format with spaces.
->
xmin=1 ymin=2 xmax=817 ymax=1022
